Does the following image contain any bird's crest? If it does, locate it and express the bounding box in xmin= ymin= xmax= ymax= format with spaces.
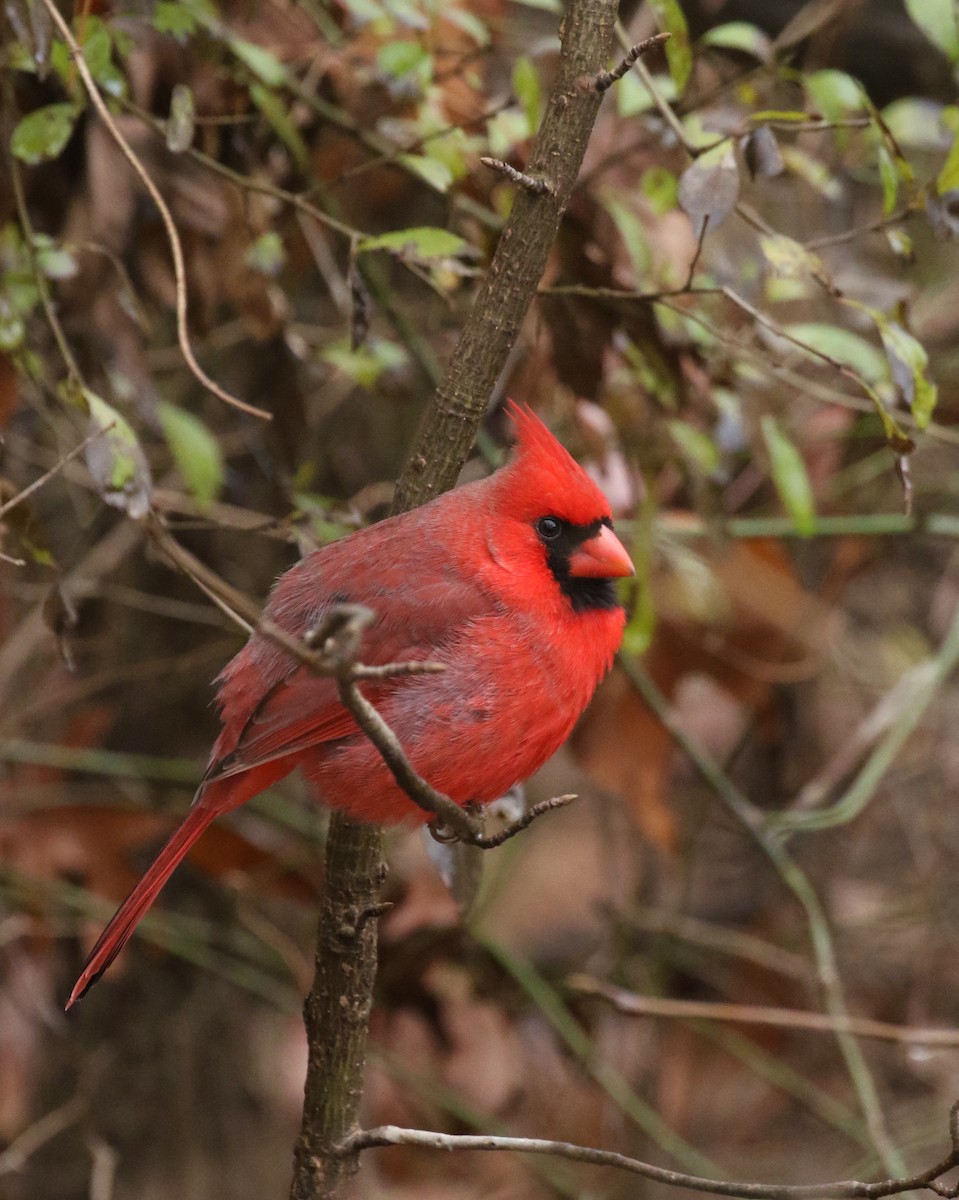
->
xmin=503 ymin=401 xmax=612 ymax=525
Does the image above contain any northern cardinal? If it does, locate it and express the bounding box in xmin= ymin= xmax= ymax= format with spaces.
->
xmin=67 ymin=403 xmax=634 ymax=1007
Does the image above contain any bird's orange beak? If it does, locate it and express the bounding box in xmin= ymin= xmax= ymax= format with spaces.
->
xmin=567 ymin=524 xmax=635 ymax=579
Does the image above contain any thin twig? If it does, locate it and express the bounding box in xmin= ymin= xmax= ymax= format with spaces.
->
xmin=568 ymin=976 xmax=959 ymax=1048
xmin=714 ymin=284 xmax=913 ymax=454
xmin=593 ymin=32 xmax=671 ymax=93
xmin=619 ymin=904 xmax=814 ymax=983
xmin=464 ymin=794 xmax=575 ymax=847
xmin=119 ymin=94 xmax=358 ymax=241
xmin=480 ymin=156 xmax=553 ymax=195
xmin=639 ymin=295 xmax=959 ymax=448
xmin=145 ymin=511 xmax=259 ymax=632
xmin=631 ymin=52 xmax=697 ymax=155
xmin=803 ymin=206 xmax=918 ymax=250
xmin=684 ymin=215 xmax=709 ymax=287
xmin=340 ymin=1115 xmax=959 ymax=1200
xmin=0 ymin=1091 xmax=88 ymax=1175
xmin=37 ymin=0 xmax=271 ymax=421
xmin=0 ymin=425 xmax=111 ymax=521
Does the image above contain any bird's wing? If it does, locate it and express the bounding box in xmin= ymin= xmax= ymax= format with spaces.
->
xmin=204 ymin=552 xmax=488 ymax=784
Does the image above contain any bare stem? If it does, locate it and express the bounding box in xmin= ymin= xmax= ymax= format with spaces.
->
xmin=480 ymin=156 xmax=553 ymax=194
xmin=339 ymin=1122 xmax=959 ymax=1200
xmin=568 ymin=975 xmax=959 ymax=1048
xmin=593 ymin=31 xmax=671 ymax=93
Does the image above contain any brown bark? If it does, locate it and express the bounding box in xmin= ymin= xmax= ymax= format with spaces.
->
xmin=288 ymin=2 xmax=618 ymax=1196
xmin=392 ymin=0 xmax=618 ymax=512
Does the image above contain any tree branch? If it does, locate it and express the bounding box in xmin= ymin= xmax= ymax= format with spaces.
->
xmin=391 ymin=0 xmax=619 ymax=513
xmin=339 ymin=1113 xmax=959 ymax=1200
xmin=567 ymin=975 xmax=959 ymax=1048
xmin=593 ymin=32 xmax=670 ymax=93
xmin=289 ymin=2 xmax=622 ymax=1196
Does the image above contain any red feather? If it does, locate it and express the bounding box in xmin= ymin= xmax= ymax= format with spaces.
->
xmin=66 ymin=405 xmax=633 ymax=1007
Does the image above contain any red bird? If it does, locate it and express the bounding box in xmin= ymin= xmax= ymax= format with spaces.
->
xmin=67 ymin=403 xmax=634 ymax=1007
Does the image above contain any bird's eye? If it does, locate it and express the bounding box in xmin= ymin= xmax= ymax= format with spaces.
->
xmin=536 ymin=516 xmax=563 ymax=540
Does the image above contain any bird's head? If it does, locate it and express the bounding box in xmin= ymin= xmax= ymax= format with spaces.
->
xmin=492 ymin=402 xmax=635 ymax=613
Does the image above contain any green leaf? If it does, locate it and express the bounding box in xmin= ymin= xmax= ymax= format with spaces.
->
xmin=33 ymin=235 xmax=78 ymax=280
xmin=903 ymin=0 xmax=959 ymax=61
xmin=759 ymin=232 xmax=824 ymax=280
xmin=804 ymin=69 xmax=864 ymax=122
xmin=244 ymin=231 xmax=286 ymax=276
xmin=761 ymin=416 xmax=815 ymax=536
xmin=486 ymin=108 xmax=530 ymax=158
xmin=152 ymin=1 xmax=199 ymax=39
xmin=79 ymin=16 xmax=113 ymax=84
xmin=883 ymin=98 xmax=950 ymax=150
xmin=4 ymin=0 xmax=52 ymax=73
xmin=322 ymin=337 xmax=408 ymax=388
xmin=616 ymin=71 xmax=678 ymax=117
xmin=11 ymin=103 xmax=80 ymax=165
xmin=783 ymin=323 xmax=884 ymax=381
xmin=640 ymin=166 xmax=678 ymax=214
xmin=878 ymin=321 xmax=938 ymax=428
xmin=602 ymin=193 xmax=651 ymax=282
xmin=230 ymin=38 xmax=288 ymax=86
xmin=885 ymin=228 xmax=914 ymax=259
xmin=84 ymin=392 xmax=153 ymax=518
xmin=842 ymin=300 xmax=938 ymax=428
xmin=442 ymin=6 xmax=490 ymax=45
xmin=0 ymin=309 xmax=26 ymax=352
xmin=699 ymin=21 xmax=772 ymax=61
xmin=877 ymin=145 xmax=898 ymax=215
xmin=157 ymin=402 xmax=225 ymax=509
xmin=937 ymin=130 xmax=959 ymax=194
xmin=668 ymin=419 xmax=720 ymax=475
xmin=748 ymin=110 xmax=811 ymax=122
xmin=512 ymin=56 xmax=541 ymax=136
xmin=249 ymin=83 xmax=309 ymax=172
xmin=377 ymin=39 xmax=427 ymax=78
xmin=781 ymin=323 xmax=887 ymax=382
xmin=621 ymin=490 xmax=657 ymax=656
xmin=648 ymin=0 xmax=692 ymax=94
xmin=358 ymin=226 xmax=469 ymax=259
xmin=779 ymin=145 xmax=842 ymax=199
xmin=398 ymin=153 xmax=453 ymax=192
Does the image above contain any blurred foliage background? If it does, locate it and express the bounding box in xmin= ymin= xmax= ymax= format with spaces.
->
xmin=2 ymin=0 xmax=959 ymax=1196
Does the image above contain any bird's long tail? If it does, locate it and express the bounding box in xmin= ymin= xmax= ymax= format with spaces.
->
xmin=65 ymin=800 xmax=219 ymax=1010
